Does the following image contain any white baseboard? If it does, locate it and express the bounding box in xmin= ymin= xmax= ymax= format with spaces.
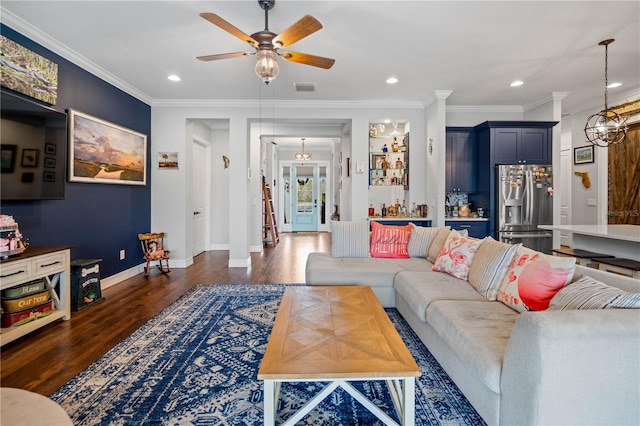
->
xmin=228 ymin=257 xmax=251 ymax=268
xmin=250 ymin=245 xmax=263 ymax=253
xmin=101 ymin=264 xmax=144 ymax=290
xmin=101 ymin=258 xmax=193 ymax=290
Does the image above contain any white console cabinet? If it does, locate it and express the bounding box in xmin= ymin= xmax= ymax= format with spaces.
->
xmin=0 ymin=246 xmax=72 ymax=346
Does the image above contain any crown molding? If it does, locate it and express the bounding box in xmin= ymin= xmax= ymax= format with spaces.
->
xmin=152 ymin=98 xmax=425 ymax=109
xmin=1 ymin=8 xmax=153 ymax=105
xmin=446 ymin=105 xmax=524 ymax=114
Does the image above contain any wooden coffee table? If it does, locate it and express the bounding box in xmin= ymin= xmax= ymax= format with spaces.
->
xmin=258 ymin=285 xmax=420 ymax=426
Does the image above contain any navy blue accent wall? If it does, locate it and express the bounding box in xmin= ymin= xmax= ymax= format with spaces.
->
xmin=1 ymin=24 xmax=151 ymax=278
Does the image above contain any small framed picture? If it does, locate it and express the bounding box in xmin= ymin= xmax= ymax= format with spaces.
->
xmin=574 ymin=145 xmax=594 ymax=164
xmin=44 ymin=157 xmax=56 ymax=168
xmin=43 ymin=171 xmax=55 ymax=182
xmin=1 ymin=144 xmax=17 ymax=173
xmin=21 ymin=172 xmax=34 ymax=183
xmin=21 ymin=148 xmax=39 ymax=167
xmin=45 ymin=143 xmax=56 ymax=155
xmin=158 ymin=152 xmax=179 ymax=169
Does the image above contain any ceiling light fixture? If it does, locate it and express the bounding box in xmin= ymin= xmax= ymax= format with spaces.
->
xmin=607 ymin=82 xmax=622 ymax=88
xmin=386 ymin=77 xmax=398 ymax=84
xmin=510 ymin=80 xmax=524 ymax=87
xmin=294 ymin=137 xmax=312 ymax=160
xmin=584 ymin=39 xmax=628 ymax=147
xmin=255 ymin=50 xmax=279 ymax=84
xmin=168 ymin=75 xmax=181 ymax=81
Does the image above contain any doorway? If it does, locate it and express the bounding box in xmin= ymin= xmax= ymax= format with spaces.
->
xmin=292 ymin=165 xmax=318 ymax=232
xmin=192 ymin=137 xmax=210 ymax=256
xmin=280 ymin=163 xmax=330 ymax=233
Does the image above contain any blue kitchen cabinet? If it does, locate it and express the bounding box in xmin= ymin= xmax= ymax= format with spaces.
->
xmin=446 ymin=127 xmax=476 ymax=193
xmin=446 ymin=220 xmax=488 ymax=238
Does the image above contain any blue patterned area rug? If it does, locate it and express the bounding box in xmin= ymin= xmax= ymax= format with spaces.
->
xmin=51 ymin=284 xmax=485 ymax=425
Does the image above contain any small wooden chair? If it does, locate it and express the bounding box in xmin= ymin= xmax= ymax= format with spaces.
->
xmin=138 ymin=232 xmax=171 ymax=277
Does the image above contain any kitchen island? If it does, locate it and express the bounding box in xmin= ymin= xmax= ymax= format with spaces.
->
xmin=539 ymin=224 xmax=640 ymax=261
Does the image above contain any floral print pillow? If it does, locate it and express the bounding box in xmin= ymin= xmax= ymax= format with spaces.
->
xmin=497 ymin=246 xmax=576 ymax=313
xmin=431 ymin=230 xmax=484 ymax=280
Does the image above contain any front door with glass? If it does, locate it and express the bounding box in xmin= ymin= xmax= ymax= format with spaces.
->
xmin=292 ymin=165 xmax=318 ymax=232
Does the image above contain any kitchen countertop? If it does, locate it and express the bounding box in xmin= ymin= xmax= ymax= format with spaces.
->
xmin=445 ymin=217 xmax=489 ymax=221
xmin=539 ymin=224 xmax=640 ymax=243
xmin=368 ymin=217 xmax=431 ymax=221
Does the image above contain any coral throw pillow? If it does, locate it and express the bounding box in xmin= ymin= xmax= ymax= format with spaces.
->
xmin=431 ymin=230 xmax=483 ymax=280
xmin=497 ymin=246 xmax=576 ymax=313
xmin=370 ymin=221 xmax=411 ymax=258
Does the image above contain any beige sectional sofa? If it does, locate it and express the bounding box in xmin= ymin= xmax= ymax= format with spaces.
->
xmin=305 ymin=221 xmax=640 ymax=426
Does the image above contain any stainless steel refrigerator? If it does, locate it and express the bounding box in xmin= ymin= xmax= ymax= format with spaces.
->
xmin=497 ymin=164 xmax=554 ymax=254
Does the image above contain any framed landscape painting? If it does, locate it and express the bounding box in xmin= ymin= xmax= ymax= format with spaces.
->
xmin=574 ymin=145 xmax=594 ymax=165
xmin=69 ymin=109 xmax=147 ymax=185
xmin=0 ymin=36 xmax=58 ymax=104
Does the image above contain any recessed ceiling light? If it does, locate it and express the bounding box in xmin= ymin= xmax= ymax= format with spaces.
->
xmin=607 ymin=82 xmax=622 ymax=88
xmin=510 ymin=80 xmax=524 ymax=87
xmin=168 ymin=75 xmax=181 ymax=82
xmin=386 ymin=77 xmax=398 ymax=84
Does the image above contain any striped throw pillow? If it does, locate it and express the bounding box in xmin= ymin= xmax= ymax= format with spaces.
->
xmin=408 ymin=224 xmax=444 ymax=258
xmin=468 ymin=237 xmax=520 ymax=300
xmin=330 ymin=220 xmax=371 ymax=258
xmin=549 ymin=275 xmax=640 ymax=310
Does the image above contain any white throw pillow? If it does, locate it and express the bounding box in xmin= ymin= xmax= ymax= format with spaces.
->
xmin=330 ymin=220 xmax=371 ymax=258
xmin=408 ymin=224 xmax=445 ymax=258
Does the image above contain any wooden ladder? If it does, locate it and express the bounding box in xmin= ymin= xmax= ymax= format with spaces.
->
xmin=262 ymin=179 xmax=279 ymax=246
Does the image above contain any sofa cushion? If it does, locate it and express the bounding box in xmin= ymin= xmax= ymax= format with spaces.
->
xmin=408 ymin=224 xmax=445 ymax=258
xmin=432 ymin=230 xmax=484 ymax=280
xmin=370 ymin=221 xmax=411 ymax=258
xmin=426 ymin=300 xmax=519 ymax=394
xmin=394 ymin=270 xmax=486 ymax=321
xmin=549 ymin=275 xmax=640 ymax=310
xmin=305 ymin=252 xmax=429 ymax=287
xmin=497 ymin=246 xmax=575 ymax=313
xmin=468 ymin=237 xmax=520 ymax=301
xmin=330 ymin=220 xmax=370 ymax=258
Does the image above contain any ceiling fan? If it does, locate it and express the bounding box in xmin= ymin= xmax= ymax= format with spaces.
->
xmin=197 ymin=0 xmax=335 ymax=84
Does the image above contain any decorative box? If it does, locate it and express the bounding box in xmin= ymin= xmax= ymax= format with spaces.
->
xmin=1 ymin=302 xmax=53 ymax=328
xmin=1 ymin=279 xmax=46 ymax=299
xmin=2 ymin=290 xmax=51 ymax=314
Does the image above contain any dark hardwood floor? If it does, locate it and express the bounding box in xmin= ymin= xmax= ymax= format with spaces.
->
xmin=0 ymin=232 xmax=331 ymax=396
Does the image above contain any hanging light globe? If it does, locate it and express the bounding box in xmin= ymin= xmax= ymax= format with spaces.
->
xmin=584 ymin=39 xmax=628 ymax=147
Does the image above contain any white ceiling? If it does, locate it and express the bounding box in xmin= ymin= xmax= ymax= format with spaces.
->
xmin=2 ymin=0 xmax=639 ymax=150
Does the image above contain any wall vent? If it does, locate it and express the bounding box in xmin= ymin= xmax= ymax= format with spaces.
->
xmin=294 ymin=83 xmax=316 ymax=92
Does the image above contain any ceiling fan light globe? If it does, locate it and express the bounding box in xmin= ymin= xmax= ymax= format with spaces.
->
xmin=255 ymin=50 xmax=279 ymax=84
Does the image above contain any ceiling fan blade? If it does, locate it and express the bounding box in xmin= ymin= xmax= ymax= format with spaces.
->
xmin=199 ymin=12 xmax=258 ymax=46
xmin=273 ymin=15 xmax=322 ymax=48
xmin=197 ymin=52 xmax=252 ymax=61
xmin=281 ymin=51 xmax=335 ymax=69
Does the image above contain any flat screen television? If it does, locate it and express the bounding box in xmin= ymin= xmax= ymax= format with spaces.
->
xmin=1 ymin=90 xmax=67 ymax=200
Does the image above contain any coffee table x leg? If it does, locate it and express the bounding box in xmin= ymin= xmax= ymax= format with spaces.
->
xmin=263 ymin=376 xmax=415 ymax=426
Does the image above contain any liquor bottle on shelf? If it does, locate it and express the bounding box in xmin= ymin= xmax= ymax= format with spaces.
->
xmin=368 ymin=204 xmax=375 ymax=216
xmin=381 ymin=203 xmax=387 ymax=217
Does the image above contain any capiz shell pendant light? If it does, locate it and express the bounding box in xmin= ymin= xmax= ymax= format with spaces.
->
xmin=584 ymin=39 xmax=628 ymax=147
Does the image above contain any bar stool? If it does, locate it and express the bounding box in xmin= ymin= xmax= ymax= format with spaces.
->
xmin=595 ymin=257 xmax=640 ymax=279
xmin=551 ymin=247 xmax=614 ymax=266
